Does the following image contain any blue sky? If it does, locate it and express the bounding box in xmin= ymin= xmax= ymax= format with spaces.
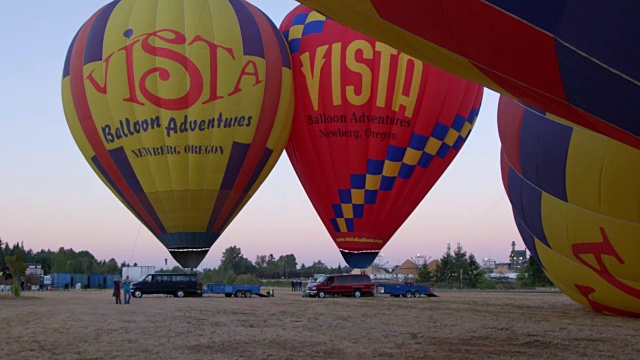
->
xmin=0 ymin=0 xmax=522 ymax=269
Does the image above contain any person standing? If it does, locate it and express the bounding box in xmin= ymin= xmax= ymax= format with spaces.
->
xmin=113 ymin=277 xmax=122 ymax=304
xmin=122 ymin=276 xmax=132 ymax=304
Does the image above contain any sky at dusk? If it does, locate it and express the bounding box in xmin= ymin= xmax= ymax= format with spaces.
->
xmin=0 ymin=0 xmax=523 ymax=270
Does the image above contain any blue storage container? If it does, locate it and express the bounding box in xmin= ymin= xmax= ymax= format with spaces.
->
xmin=89 ymin=274 xmax=104 ymax=289
xmin=71 ymin=274 xmax=89 ymax=288
xmin=105 ymin=274 xmax=119 ymax=289
xmin=52 ymin=273 xmax=72 ymax=289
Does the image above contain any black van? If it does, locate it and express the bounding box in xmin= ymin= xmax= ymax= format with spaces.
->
xmin=131 ymin=273 xmax=201 ymax=298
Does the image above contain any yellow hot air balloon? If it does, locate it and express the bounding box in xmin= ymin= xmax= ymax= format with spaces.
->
xmin=498 ymin=96 xmax=640 ymax=316
xmin=61 ymin=0 xmax=293 ymax=268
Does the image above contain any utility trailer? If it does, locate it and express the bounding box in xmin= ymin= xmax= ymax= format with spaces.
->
xmin=375 ymin=283 xmax=438 ymax=298
xmin=204 ymin=283 xmax=272 ymax=298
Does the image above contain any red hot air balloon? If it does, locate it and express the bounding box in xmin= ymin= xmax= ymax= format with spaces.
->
xmin=280 ymin=5 xmax=484 ymax=268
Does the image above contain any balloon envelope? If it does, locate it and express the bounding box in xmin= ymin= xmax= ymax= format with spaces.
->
xmin=297 ymin=0 xmax=640 ymax=152
xmin=61 ymin=0 xmax=293 ymax=268
xmin=280 ymin=5 xmax=484 ymax=268
xmin=498 ymin=95 xmax=640 ymax=316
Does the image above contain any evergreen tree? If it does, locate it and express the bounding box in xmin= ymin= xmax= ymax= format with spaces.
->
xmin=435 ymin=247 xmax=454 ymax=283
xmin=417 ymin=263 xmax=433 ymax=283
xmin=517 ymin=256 xmax=554 ymax=287
xmin=433 ymin=244 xmax=485 ymax=288
xmin=452 ymin=243 xmax=468 ymax=285
xmin=33 ymin=251 xmax=53 ymax=274
xmin=465 ymin=253 xmax=484 ymax=288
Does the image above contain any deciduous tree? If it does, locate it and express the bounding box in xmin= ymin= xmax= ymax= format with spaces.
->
xmin=5 ymin=251 xmax=27 ymax=297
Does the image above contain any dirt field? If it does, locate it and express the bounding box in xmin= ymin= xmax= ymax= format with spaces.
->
xmin=0 ymin=288 xmax=638 ymax=359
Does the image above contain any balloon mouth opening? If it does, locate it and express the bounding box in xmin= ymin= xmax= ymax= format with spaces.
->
xmin=340 ymin=250 xmax=379 ymax=269
xmin=168 ymin=248 xmax=210 ymax=269
xmin=168 ymin=247 xmax=211 ymax=252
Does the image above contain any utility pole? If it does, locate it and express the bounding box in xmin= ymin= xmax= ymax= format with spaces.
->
xmin=460 ymin=269 xmax=463 ymax=290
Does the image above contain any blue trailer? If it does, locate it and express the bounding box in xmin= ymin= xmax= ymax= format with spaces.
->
xmin=375 ymin=283 xmax=438 ymax=298
xmin=204 ymin=283 xmax=271 ymax=298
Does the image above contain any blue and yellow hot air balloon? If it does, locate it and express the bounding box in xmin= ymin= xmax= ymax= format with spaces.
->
xmin=61 ymin=0 xmax=293 ymax=268
xmin=499 ymin=95 xmax=640 ymax=317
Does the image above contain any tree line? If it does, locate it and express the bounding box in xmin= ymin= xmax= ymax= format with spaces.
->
xmin=1 ymin=236 xmax=552 ymax=292
xmin=196 ymin=246 xmax=352 ymax=283
xmin=416 ymin=243 xmax=553 ymax=289
xmin=0 ymin=239 xmax=352 ymax=282
xmin=1 ymin=239 xmax=122 ymax=276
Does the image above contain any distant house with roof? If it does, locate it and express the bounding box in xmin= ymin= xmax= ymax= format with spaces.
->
xmin=426 ymin=259 xmax=438 ymax=273
xmin=392 ymin=259 xmax=423 ymax=279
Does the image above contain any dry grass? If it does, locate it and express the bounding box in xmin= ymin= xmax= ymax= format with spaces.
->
xmin=1 ymin=288 xmax=638 ymax=359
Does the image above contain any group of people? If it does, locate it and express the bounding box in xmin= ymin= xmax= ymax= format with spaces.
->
xmin=112 ymin=276 xmax=131 ymax=304
xmin=290 ymin=280 xmax=306 ymax=292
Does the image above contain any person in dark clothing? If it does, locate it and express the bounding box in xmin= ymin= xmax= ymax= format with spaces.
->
xmin=113 ymin=278 xmax=122 ymax=304
xmin=291 ymin=280 xmax=295 ymax=291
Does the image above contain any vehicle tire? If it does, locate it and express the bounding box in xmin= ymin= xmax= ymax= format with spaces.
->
xmin=404 ymin=290 xmax=413 ymax=298
xmin=133 ymin=290 xmax=143 ymax=298
xmin=413 ymin=291 xmax=421 ymax=298
xmin=246 ymin=291 xmax=252 ymax=298
xmin=318 ymin=291 xmax=326 ymax=298
xmin=176 ymin=290 xmax=185 ymax=298
xmin=353 ymin=289 xmax=362 ymax=298
xmin=234 ymin=291 xmax=241 ymax=298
